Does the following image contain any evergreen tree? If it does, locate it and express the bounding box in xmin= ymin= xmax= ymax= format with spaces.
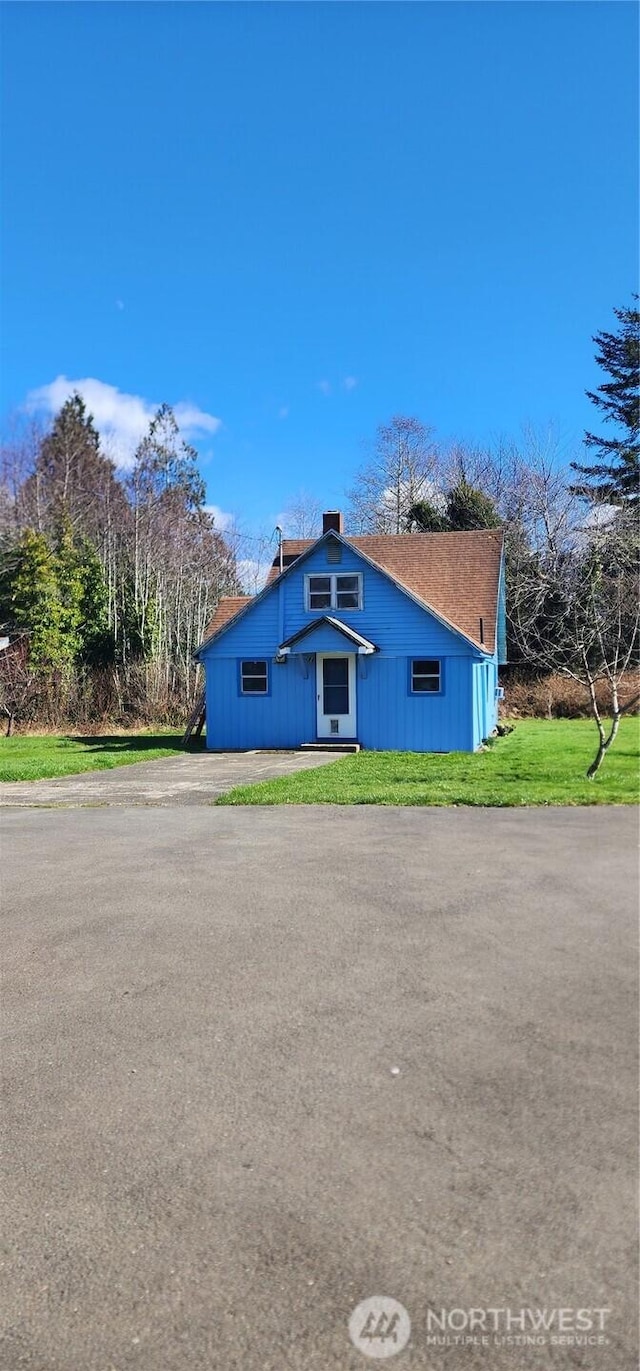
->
xmin=130 ymin=403 xmax=206 ymax=511
xmin=446 ymin=478 xmax=501 ymax=530
xmin=54 ymin=517 xmax=84 ymax=661
xmin=406 ymin=500 xmax=449 ymax=532
xmin=22 ymin=392 xmax=128 ymax=543
xmin=571 ymin=300 xmax=640 ymax=505
xmin=408 ymin=481 xmax=500 ymax=532
xmin=76 ymin=538 xmax=114 ymax=665
xmin=7 ymin=529 xmax=70 ymax=673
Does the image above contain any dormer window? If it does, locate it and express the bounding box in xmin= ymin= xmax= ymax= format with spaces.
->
xmin=306 ymin=573 xmax=363 ymax=611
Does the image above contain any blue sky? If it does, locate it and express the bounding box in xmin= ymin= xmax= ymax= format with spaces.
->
xmin=2 ymin=1 xmax=638 ymax=533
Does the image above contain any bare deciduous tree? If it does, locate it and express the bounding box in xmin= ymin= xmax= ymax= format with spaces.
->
xmin=347 ymin=416 xmax=441 ymax=533
xmin=0 ymin=416 xmax=48 ymax=539
xmin=509 ymin=512 xmax=639 ymax=776
xmin=0 ymin=636 xmax=37 ymax=736
xmin=280 ymin=490 xmax=323 ymax=538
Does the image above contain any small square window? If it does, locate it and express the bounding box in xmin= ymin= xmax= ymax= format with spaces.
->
xmin=411 ymin=659 xmax=441 ymax=693
xmin=241 ymin=660 xmax=268 ymax=694
xmin=335 ymin=574 xmax=360 ymax=609
xmin=308 ymin=575 xmax=332 ymax=610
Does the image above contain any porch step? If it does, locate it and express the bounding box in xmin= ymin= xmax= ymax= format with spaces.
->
xmin=300 ymin=741 xmax=361 ymax=754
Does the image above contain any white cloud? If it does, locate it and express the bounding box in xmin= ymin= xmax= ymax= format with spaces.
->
xmin=115 ymin=299 xmax=125 ymax=311
xmin=573 ymin=502 xmax=618 ymax=549
xmin=278 ymin=405 xmax=290 ymax=420
xmin=582 ymin=503 xmax=617 ymax=530
xmin=204 ymin=503 xmax=234 ymax=532
xmin=25 ymin=375 xmax=221 ymax=469
xmin=317 ymin=377 xmax=358 ymax=396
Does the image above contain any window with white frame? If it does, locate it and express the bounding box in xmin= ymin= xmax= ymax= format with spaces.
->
xmin=240 ymin=660 xmax=268 ymax=694
xmin=410 ymin=659 xmax=442 ymax=693
xmin=306 ymin=573 xmax=362 ymax=611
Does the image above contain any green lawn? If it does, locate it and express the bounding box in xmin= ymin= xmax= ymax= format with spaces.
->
xmin=0 ymin=732 xmax=195 ymax=782
xmin=217 ymin=719 xmax=640 ymax=807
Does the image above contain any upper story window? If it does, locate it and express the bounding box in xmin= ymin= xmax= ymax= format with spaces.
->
xmin=306 ymin=573 xmax=363 ymax=612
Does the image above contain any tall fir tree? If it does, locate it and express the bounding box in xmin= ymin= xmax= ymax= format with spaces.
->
xmin=54 ymin=517 xmax=85 ymax=662
xmin=571 ymin=300 xmax=640 ymax=505
xmin=76 ymin=538 xmax=114 ymax=665
xmin=129 ymin=403 xmax=206 ymax=511
xmin=23 ymin=392 xmax=128 ymax=542
xmin=6 ymin=529 xmax=70 ymax=673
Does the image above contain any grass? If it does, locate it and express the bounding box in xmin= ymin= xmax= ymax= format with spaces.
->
xmin=217 ymin=719 xmax=640 ymax=807
xmin=0 ymin=731 xmax=199 ymax=782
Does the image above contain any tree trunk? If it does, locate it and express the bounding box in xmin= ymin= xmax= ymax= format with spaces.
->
xmin=586 ymin=676 xmax=621 ymax=779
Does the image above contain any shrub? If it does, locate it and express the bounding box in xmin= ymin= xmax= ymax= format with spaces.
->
xmin=501 ymin=670 xmax=639 ymax=719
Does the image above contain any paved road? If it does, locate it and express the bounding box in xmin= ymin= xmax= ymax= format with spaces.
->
xmin=1 ymin=806 xmax=638 ymax=1370
xmin=0 ymin=749 xmax=338 ymax=808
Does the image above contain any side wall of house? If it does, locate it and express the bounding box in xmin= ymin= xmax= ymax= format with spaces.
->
xmin=470 ymin=657 xmax=499 ymax=750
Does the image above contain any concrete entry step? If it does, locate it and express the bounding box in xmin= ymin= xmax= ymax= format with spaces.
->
xmin=300 ymin=743 xmax=360 ymax=754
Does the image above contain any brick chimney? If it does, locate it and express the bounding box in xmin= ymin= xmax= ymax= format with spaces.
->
xmin=322 ymin=510 xmax=344 ymax=535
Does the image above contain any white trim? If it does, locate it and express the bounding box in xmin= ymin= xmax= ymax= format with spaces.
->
xmin=278 ymin=615 xmax=377 ymax=655
xmin=279 ymin=642 xmax=373 ymax=658
xmin=316 ymin=653 xmax=357 ymax=738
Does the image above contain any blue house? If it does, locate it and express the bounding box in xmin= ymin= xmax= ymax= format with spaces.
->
xmin=195 ymin=512 xmax=506 ymax=753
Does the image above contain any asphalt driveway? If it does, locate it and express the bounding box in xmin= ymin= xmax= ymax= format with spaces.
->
xmin=1 ymin=806 xmax=638 ymax=1370
xmin=0 ymin=749 xmax=338 ymax=807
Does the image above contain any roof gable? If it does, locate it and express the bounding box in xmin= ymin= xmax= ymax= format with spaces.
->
xmin=266 ymin=529 xmax=504 ymax=652
xmin=279 ymin=615 xmax=377 ymax=654
xmin=195 ymin=528 xmax=503 ymax=656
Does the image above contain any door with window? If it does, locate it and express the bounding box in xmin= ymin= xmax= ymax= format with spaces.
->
xmin=316 ymin=654 xmax=357 ymax=738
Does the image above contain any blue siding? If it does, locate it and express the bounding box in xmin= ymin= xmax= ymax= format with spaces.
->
xmin=205 ymin=653 xmax=315 ymax=750
xmin=201 ymin=537 xmax=496 ymax=752
xmin=209 ymin=584 xmax=281 ymax=657
xmin=471 ymin=657 xmax=499 ymax=749
xmin=285 ymin=621 xmax=372 ymax=654
xmin=283 ymin=541 xmax=470 ymax=655
xmin=358 ymin=654 xmax=473 ymax=751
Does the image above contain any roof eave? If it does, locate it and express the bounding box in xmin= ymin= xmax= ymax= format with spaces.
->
xmin=193 ymin=530 xmax=346 ymax=657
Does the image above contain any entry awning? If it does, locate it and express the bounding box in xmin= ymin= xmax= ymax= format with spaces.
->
xmin=277 ymin=616 xmax=378 ymax=657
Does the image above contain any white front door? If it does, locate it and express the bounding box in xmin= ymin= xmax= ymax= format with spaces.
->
xmin=316 ymin=653 xmax=357 ymax=739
